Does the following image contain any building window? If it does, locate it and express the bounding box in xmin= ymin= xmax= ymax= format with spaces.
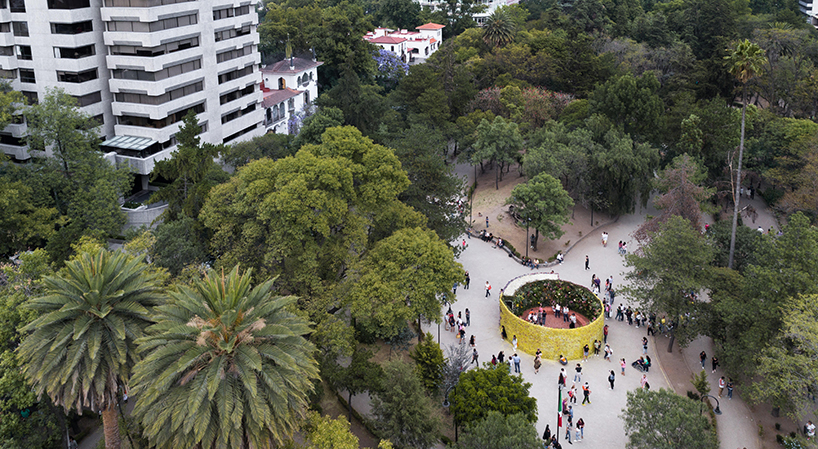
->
xmin=212 ymin=5 xmax=249 ymax=20
xmin=74 ymin=91 xmax=101 ymax=106
xmin=92 ymin=114 xmax=103 ymax=125
xmin=112 ymin=58 xmax=200 ymax=81
xmin=51 ymin=21 xmax=93 ymax=34
xmin=110 ymin=37 xmax=199 ymax=57
xmin=54 ymin=45 xmax=95 ymax=59
xmin=219 ymin=85 xmax=253 ymax=105
xmin=104 ymin=0 xmax=193 ymax=6
xmin=19 ymin=68 xmax=34 ymax=83
xmin=221 ymin=103 xmax=256 ymax=124
xmin=114 ymin=81 xmax=203 ymax=105
xmin=16 ymin=45 xmax=31 ymax=60
xmin=21 ymin=91 xmax=37 ymax=104
xmin=47 ymin=0 xmax=89 ymax=9
xmin=57 ymin=68 xmax=98 ymax=83
xmin=9 ymin=0 xmax=24 ymax=13
xmin=0 ymin=69 xmax=16 ymax=80
xmin=214 ymin=25 xmax=251 ymax=42
xmin=0 ymin=23 xmax=9 ymax=33
xmin=0 ymin=133 xmax=24 ymax=146
xmin=216 ymin=46 xmax=250 ymax=63
xmin=223 ymin=123 xmax=258 ymax=143
xmin=0 ymin=46 xmax=12 ymax=56
xmin=107 ymin=14 xmax=197 ymax=33
xmin=218 ymin=65 xmax=253 ymax=84
xmin=116 ymin=102 xmax=205 ymax=128
xmin=12 ymin=21 xmax=28 ymax=37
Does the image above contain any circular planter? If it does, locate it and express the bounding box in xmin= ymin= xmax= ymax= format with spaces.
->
xmin=499 ymin=273 xmax=604 ymax=361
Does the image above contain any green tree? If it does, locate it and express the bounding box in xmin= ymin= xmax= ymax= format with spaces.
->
xmin=371 ymin=0 xmax=422 ymax=30
xmin=302 ymin=412 xmax=360 ymax=449
xmin=311 ymin=1 xmax=376 ymax=84
xmin=751 ymin=294 xmax=818 ymax=419
xmin=370 ymin=360 xmax=441 ymax=449
xmin=18 ymin=249 xmax=163 ymax=449
xmin=131 ymin=267 xmax=319 ymax=448
xmin=472 ymin=116 xmax=523 ymax=189
xmin=348 ymin=227 xmax=463 ymax=341
xmin=588 ymin=72 xmax=663 ymax=143
xmin=449 ymin=366 xmax=537 ymax=426
xmin=410 ymin=332 xmax=445 ymax=391
xmin=483 ymin=7 xmax=516 ymax=48
xmin=0 ymin=177 xmax=59 ymax=255
xmin=623 ymin=216 xmax=714 ymax=348
xmin=506 ymin=172 xmax=574 ymax=250
xmin=620 ymin=388 xmax=718 ymax=449
xmin=149 ymin=216 xmax=209 ymax=276
xmin=220 ymin=132 xmax=295 ymax=169
xmin=458 ymin=411 xmax=542 ymax=449
xmin=324 ymin=344 xmax=383 ymax=418
xmin=294 ymin=107 xmax=345 ymax=147
xmin=151 ymin=110 xmax=228 ymax=220
xmin=724 ymin=39 xmax=766 ymax=269
xmin=318 ymin=66 xmax=388 ymax=137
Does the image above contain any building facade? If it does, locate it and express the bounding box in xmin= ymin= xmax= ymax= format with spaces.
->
xmin=363 ymin=22 xmax=443 ymax=64
xmin=260 ymin=56 xmax=321 ymax=135
xmin=0 ymin=0 xmax=265 ymax=179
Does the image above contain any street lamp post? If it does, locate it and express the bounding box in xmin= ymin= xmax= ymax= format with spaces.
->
xmin=700 ymin=394 xmax=722 ymax=415
xmin=525 ymin=219 xmax=530 ymax=260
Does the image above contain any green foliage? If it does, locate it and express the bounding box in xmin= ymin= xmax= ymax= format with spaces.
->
xmin=151 ymin=110 xmax=229 ymax=220
xmin=369 ymin=0 xmax=422 ymax=30
xmin=505 ymin=279 xmax=602 ymax=320
xmin=473 ymin=116 xmax=524 ymax=189
xmin=0 ymin=178 xmax=59 ymax=255
xmin=588 ymin=71 xmax=663 ymax=143
xmin=302 ymin=411 xmax=359 ymax=449
xmin=149 ymin=216 xmax=209 ymax=276
xmin=220 ymin=132 xmax=296 ymax=169
xmin=370 ymin=360 xmax=441 ymax=449
xmin=294 ymin=107 xmax=345 ymax=147
xmin=348 ymin=227 xmax=463 ymax=340
xmin=690 ymin=370 xmax=710 ymax=397
xmin=318 ymin=67 xmax=387 ymax=137
xmin=623 ymin=216 xmax=714 ymax=345
xmin=483 ymin=7 xmax=516 ymax=48
xmin=458 ymin=411 xmax=542 ymax=449
xmin=506 ymin=172 xmax=574 ymax=241
xmin=324 ymin=344 xmax=384 ymax=408
xmin=131 ymin=267 xmax=319 ymax=448
xmin=411 ymin=332 xmax=445 ymax=391
xmin=450 ymin=366 xmax=537 ymax=426
xmin=621 ymin=388 xmax=718 ymax=449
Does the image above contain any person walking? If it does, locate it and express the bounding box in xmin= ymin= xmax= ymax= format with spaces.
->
xmin=577 ymin=418 xmax=585 ymax=441
xmin=574 ymin=363 xmax=582 ymax=383
xmin=585 ymin=255 xmax=589 ymax=270
xmin=604 ymin=344 xmax=612 ymax=361
xmin=640 ymin=374 xmax=648 ymax=389
xmin=718 ymin=376 xmax=726 ymax=398
xmin=512 ymin=353 xmax=521 ymax=373
xmin=565 ymin=422 xmax=573 ymax=444
xmin=582 ymin=382 xmax=591 ymax=405
xmin=464 ymin=272 xmax=470 ymax=289
xmin=602 ymin=231 xmax=608 ymax=247
xmin=469 ymin=335 xmax=475 ymax=347
xmin=583 ymin=344 xmax=589 ymax=361
xmin=559 ymin=368 xmax=566 ymax=389
xmin=534 ymin=354 xmax=542 ymax=374
xmin=700 ymin=351 xmax=707 ymax=370
xmin=471 ymin=348 xmax=479 ymax=365
xmin=512 ymin=335 xmax=518 ymax=352
xmin=603 ymin=324 xmax=609 ymax=343
xmin=620 ymin=358 xmax=626 ymax=375
xmin=608 ymin=370 xmax=616 ymax=389
xmin=465 ymin=308 xmax=470 ymax=326
xmin=727 ymin=378 xmax=734 ymax=399
xmin=485 ymin=281 xmax=491 ymax=297
xmin=711 ymin=356 xmax=719 ymax=373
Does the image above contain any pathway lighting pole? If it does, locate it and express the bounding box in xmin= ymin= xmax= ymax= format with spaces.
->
xmin=700 ymin=394 xmax=722 ymax=415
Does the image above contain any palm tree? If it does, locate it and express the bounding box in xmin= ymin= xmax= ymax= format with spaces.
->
xmin=131 ymin=267 xmax=319 ymax=449
xmin=725 ymin=39 xmax=766 ymax=269
xmin=18 ymin=250 xmax=163 ymax=449
xmin=482 ymin=7 xmax=515 ymax=48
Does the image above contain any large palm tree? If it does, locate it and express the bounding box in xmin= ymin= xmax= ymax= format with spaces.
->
xmin=18 ymin=250 xmax=163 ymax=449
xmin=482 ymin=7 xmax=515 ymax=48
xmin=131 ymin=267 xmax=319 ymax=449
xmin=725 ymin=39 xmax=766 ymax=269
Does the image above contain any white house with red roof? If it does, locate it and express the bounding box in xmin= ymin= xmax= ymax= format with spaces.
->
xmin=260 ymin=56 xmax=323 ymax=134
xmin=364 ymin=23 xmax=444 ymax=64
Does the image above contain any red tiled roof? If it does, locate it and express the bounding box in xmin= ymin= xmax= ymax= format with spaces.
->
xmin=262 ymin=88 xmax=302 ymax=108
xmin=416 ymin=23 xmax=445 ymax=30
xmin=262 ymin=57 xmax=323 ymax=74
xmin=368 ymin=36 xmax=407 ymax=44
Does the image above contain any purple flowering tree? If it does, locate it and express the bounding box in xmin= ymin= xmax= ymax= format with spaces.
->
xmin=373 ymin=49 xmax=409 ymax=88
xmin=288 ymin=104 xmax=316 ymax=135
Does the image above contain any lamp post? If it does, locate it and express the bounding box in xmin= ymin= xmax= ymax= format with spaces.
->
xmin=525 ymin=218 xmax=530 ymax=260
xmin=700 ymin=394 xmax=722 ymax=415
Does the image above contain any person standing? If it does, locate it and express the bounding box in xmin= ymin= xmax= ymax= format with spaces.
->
xmin=700 ymin=351 xmax=707 ymax=370
xmin=640 ymin=374 xmax=648 ymax=389
xmin=608 ymin=370 xmax=616 ymax=389
xmin=585 ymin=255 xmax=589 ymax=270
xmin=603 ymin=324 xmax=609 ymax=343
xmin=582 ymin=382 xmax=591 ymax=405
xmin=604 ymin=344 xmax=612 ymax=361
xmin=565 ymin=422 xmax=573 ymax=445
xmin=574 ymin=363 xmax=583 ymax=383
xmin=602 ymin=231 xmax=608 ymax=247
xmin=593 ymin=340 xmax=601 ymax=356
xmin=543 ymin=424 xmax=551 ymax=443
xmin=806 ymin=421 xmax=815 ymax=440
xmin=485 ymin=281 xmax=491 ymax=297
xmin=642 ymin=337 xmax=648 ymax=355
xmin=469 ymin=335 xmax=475 ymax=347
xmin=464 ymin=272 xmax=470 ymax=289
xmin=559 ymin=368 xmax=566 ymax=389
xmin=577 ymin=418 xmax=585 ymax=441
xmin=512 ymin=335 xmax=518 ymax=352
xmin=718 ymin=376 xmax=726 ymax=398
xmin=534 ymin=354 xmax=542 ymax=374
xmin=727 ymin=378 xmax=734 ymax=399
xmin=583 ymin=344 xmax=589 ymax=361
xmin=465 ymin=308 xmax=470 ymax=326
xmin=620 ymin=358 xmax=626 ymax=375
xmin=711 ymin=356 xmax=719 ymax=373
xmin=471 ymin=348 xmax=479 ymax=365
xmin=512 ymin=353 xmax=521 ymax=373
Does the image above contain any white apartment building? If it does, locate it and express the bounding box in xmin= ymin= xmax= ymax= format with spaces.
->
xmin=412 ymin=0 xmax=518 ymax=25
xmin=799 ymin=0 xmax=818 ymax=26
xmin=0 ymin=0 xmax=265 ymax=184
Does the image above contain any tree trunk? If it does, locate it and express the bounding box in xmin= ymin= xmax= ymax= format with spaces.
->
xmin=101 ymin=405 xmax=121 ymax=449
xmin=495 ymin=163 xmax=499 ymax=190
xmin=533 ymin=228 xmax=539 ymax=251
xmin=728 ymin=87 xmax=747 ymax=269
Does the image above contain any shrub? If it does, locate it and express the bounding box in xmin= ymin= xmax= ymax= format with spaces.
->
xmin=411 ymin=333 xmax=445 ymax=392
xmin=503 ymin=279 xmax=602 ymax=321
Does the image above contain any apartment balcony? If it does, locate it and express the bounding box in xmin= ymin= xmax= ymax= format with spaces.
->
xmin=219 ymin=106 xmax=262 ymax=136
xmin=101 ymin=2 xmax=198 ymax=22
xmin=0 ymin=142 xmax=30 ymax=160
xmin=0 ymin=54 xmax=16 ymax=71
xmin=105 ymin=46 xmax=202 ymax=73
xmin=108 ymin=70 xmax=204 ymax=97
xmin=104 ymin=27 xmax=198 ymax=49
xmin=53 ymin=80 xmax=107 ymax=98
xmin=0 ymin=33 xmax=14 ymax=47
xmin=111 ymin=90 xmax=206 ymax=120
xmin=52 ymin=57 xmax=100 ymax=74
